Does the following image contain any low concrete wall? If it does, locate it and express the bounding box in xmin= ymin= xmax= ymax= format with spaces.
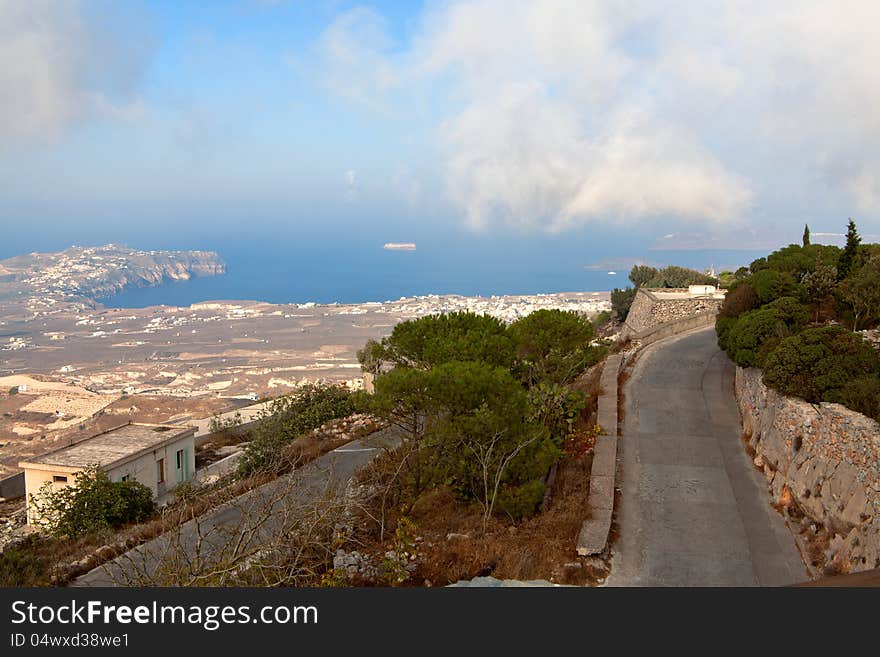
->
xmin=577 ymin=354 xmax=623 ymax=556
xmin=195 ymin=420 xmax=260 ymax=447
xmin=0 ymin=472 xmax=25 ymax=500
xmin=194 ymin=451 xmax=244 ymax=485
xmin=735 ymin=367 xmax=880 ymax=573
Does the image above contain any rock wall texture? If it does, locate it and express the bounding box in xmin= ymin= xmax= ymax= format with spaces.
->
xmin=623 ymin=288 xmax=722 ymax=336
xmin=735 ymin=367 xmax=880 ymax=573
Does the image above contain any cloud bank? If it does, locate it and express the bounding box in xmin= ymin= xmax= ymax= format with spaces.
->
xmin=0 ymin=0 xmax=151 ymax=147
xmin=320 ymin=0 xmax=880 ymax=232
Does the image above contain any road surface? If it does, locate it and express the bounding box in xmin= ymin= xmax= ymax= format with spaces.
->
xmin=71 ymin=427 xmax=399 ymax=586
xmin=608 ymin=327 xmax=807 ymax=586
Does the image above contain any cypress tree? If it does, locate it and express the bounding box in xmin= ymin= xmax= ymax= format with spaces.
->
xmin=802 ymin=224 xmax=810 ymax=247
xmin=838 ymin=219 xmax=861 ymax=279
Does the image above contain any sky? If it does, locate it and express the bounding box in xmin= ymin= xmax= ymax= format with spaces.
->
xmin=2 ymin=0 xmax=880 ymax=260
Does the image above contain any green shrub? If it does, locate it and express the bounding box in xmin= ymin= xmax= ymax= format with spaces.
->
xmin=364 ymin=312 xmax=515 ymax=371
xmin=715 ymin=315 xmax=738 ymax=353
xmin=496 ymin=478 xmax=547 ymax=520
xmin=592 ymin=310 xmax=612 ymax=328
xmin=509 ymin=309 xmax=603 ymax=385
xmin=527 ymin=382 xmax=586 ymax=446
xmin=31 ymin=466 xmax=155 ymax=538
xmin=719 ymin=282 xmax=758 ymax=318
xmin=642 ymin=265 xmax=717 ymax=288
xmin=611 ymin=287 xmax=636 ymax=321
xmin=748 ymin=269 xmax=801 ymax=305
xmin=825 ymin=375 xmax=880 ymax=421
xmin=0 ymin=542 xmax=48 ymax=586
xmin=721 ymin=297 xmax=808 ymax=367
xmin=237 ymin=383 xmax=354 ymax=477
xmin=762 ymin=326 xmax=880 ymax=403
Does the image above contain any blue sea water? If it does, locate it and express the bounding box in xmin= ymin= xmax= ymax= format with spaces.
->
xmin=94 ymin=232 xmax=765 ymax=308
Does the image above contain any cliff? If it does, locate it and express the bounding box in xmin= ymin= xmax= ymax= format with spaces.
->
xmin=0 ymin=244 xmax=226 ymax=303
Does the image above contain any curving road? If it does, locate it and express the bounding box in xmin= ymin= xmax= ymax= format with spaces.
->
xmin=608 ymin=327 xmax=807 ymax=586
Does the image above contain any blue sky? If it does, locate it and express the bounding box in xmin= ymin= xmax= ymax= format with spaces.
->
xmin=2 ymin=1 xmax=880 ymax=260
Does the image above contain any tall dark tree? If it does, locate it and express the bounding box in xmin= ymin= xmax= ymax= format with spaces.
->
xmin=611 ymin=287 xmax=637 ymax=322
xmin=802 ymin=224 xmax=810 ymax=247
xmin=838 ymin=219 xmax=861 ymax=280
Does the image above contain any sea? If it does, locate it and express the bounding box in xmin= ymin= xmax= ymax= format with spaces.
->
xmin=92 ymin=234 xmax=767 ymax=309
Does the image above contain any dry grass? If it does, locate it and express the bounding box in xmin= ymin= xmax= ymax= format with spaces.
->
xmin=353 ymin=452 xmax=610 ymax=586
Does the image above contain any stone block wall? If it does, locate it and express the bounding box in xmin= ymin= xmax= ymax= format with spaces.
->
xmin=735 ymin=367 xmax=880 ymax=573
xmin=623 ymin=288 xmax=723 ymax=336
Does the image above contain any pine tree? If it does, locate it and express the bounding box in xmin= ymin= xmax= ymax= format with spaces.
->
xmin=802 ymin=224 xmax=810 ymax=247
xmin=838 ymin=219 xmax=861 ymax=280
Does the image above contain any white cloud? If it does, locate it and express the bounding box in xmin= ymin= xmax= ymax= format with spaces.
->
xmin=319 ymin=0 xmax=880 ymax=232
xmin=317 ymin=7 xmax=398 ymax=105
xmin=0 ymin=0 xmax=150 ymax=147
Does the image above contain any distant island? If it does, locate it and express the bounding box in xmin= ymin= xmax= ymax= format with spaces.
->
xmin=0 ymin=244 xmax=226 ymax=310
xmin=383 ymin=242 xmax=416 ymax=251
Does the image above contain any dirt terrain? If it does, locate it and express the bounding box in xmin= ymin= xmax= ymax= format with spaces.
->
xmin=0 ymin=245 xmax=610 ymax=481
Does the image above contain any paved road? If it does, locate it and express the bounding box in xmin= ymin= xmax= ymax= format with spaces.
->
xmin=607 ymin=327 xmax=807 ymax=586
xmin=72 ymin=427 xmax=400 ymax=587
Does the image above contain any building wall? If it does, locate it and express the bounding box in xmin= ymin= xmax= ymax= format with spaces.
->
xmin=105 ymin=434 xmax=195 ymax=498
xmin=23 ymin=467 xmax=78 ymax=524
xmin=23 ymin=433 xmax=196 ymax=524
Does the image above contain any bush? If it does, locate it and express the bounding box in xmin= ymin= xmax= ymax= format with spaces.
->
xmin=509 ymin=309 xmax=603 ymax=385
xmin=748 ymin=269 xmax=801 ymax=305
xmin=527 ymin=382 xmax=586 ymax=446
xmin=237 ymin=384 xmax=354 ymax=477
xmin=611 ymin=287 xmax=636 ymax=321
xmin=763 ymin=243 xmax=840 ymax=279
xmin=31 ymin=466 xmax=155 ymax=538
xmin=642 ymin=265 xmax=717 ymax=288
xmin=826 ymin=375 xmax=880 ymax=420
xmin=209 ymin=411 xmax=243 ymax=434
xmin=715 ymin=315 xmax=738 ymax=354
xmin=592 ymin=310 xmax=612 ymax=328
xmin=496 ymin=478 xmax=547 ymax=520
xmin=628 ymin=265 xmax=658 ymax=288
xmin=718 ymin=282 xmax=758 ymax=319
xmin=365 ymin=312 xmax=515 ymax=371
xmin=0 ymin=542 xmax=48 ymax=586
xmin=762 ymin=326 xmax=880 ymax=403
xmin=720 ymin=297 xmax=808 ymax=367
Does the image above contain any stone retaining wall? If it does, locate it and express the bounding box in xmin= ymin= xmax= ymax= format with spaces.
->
xmin=623 ymin=288 xmax=722 ymax=337
xmin=735 ymin=367 xmax=880 ymax=573
xmin=630 ymin=311 xmax=717 ymax=346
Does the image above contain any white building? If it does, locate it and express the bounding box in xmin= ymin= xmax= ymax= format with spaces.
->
xmin=19 ymin=422 xmax=196 ymax=524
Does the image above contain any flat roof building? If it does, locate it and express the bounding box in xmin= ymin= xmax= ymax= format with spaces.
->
xmin=19 ymin=422 xmax=196 ymax=524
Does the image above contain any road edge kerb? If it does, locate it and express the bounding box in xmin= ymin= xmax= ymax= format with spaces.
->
xmin=576 ymin=354 xmax=623 ymax=556
xmin=577 ymin=315 xmax=721 ymax=558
